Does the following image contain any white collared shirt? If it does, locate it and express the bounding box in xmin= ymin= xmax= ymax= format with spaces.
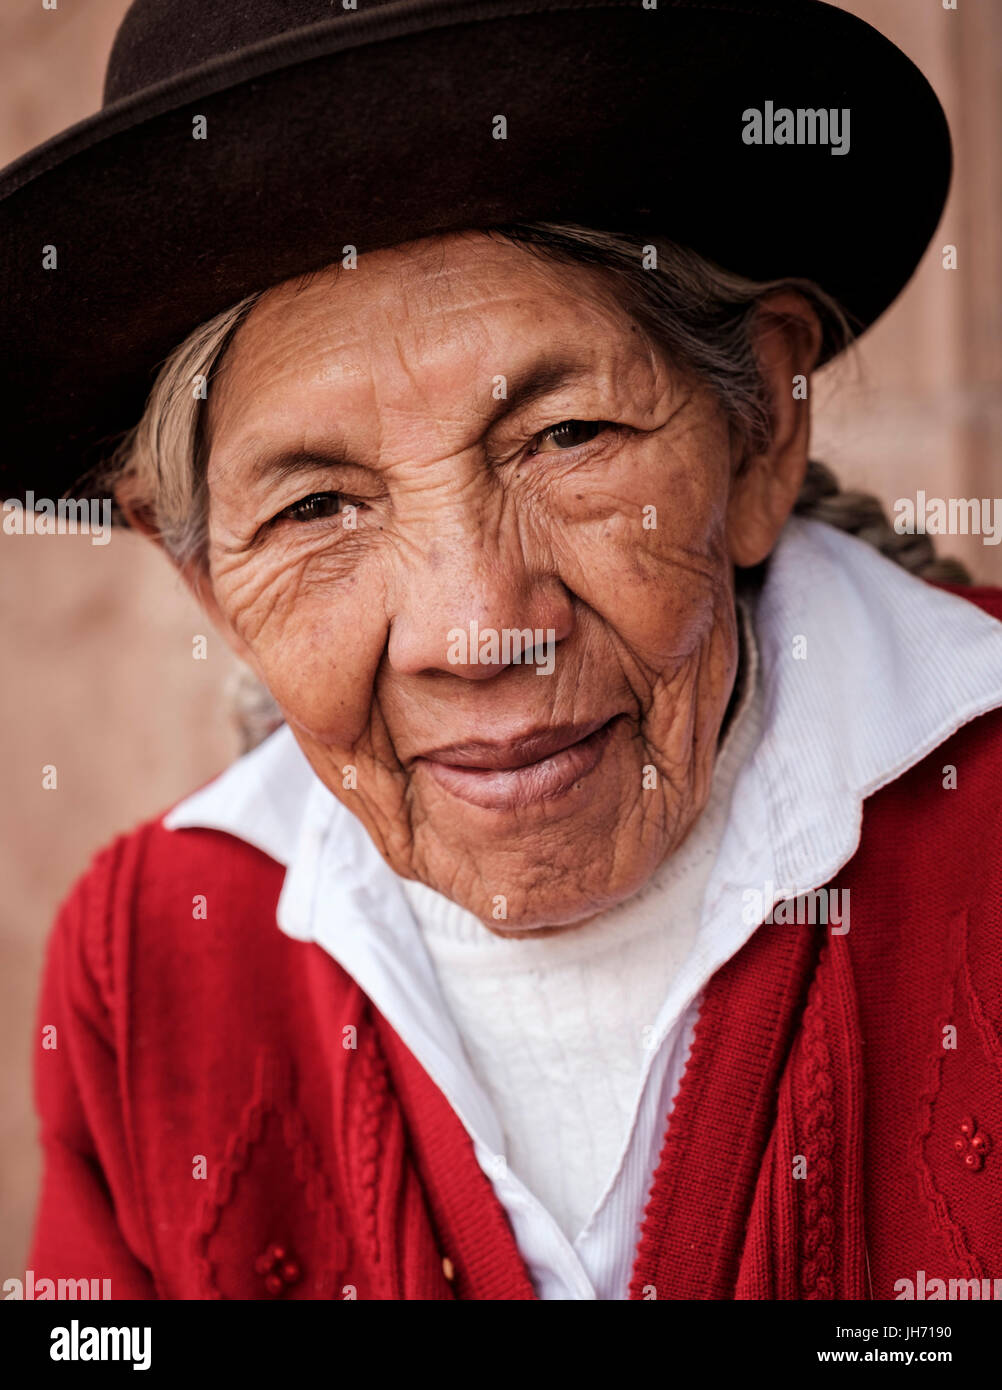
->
xmin=165 ymin=517 xmax=1002 ymax=1299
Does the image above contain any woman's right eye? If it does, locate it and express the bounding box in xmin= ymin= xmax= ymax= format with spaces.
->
xmin=276 ymin=491 xmax=343 ymax=523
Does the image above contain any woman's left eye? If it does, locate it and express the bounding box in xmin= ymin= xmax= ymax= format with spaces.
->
xmin=275 ymin=491 xmax=344 ymax=523
xmin=531 ymin=420 xmax=612 ymax=454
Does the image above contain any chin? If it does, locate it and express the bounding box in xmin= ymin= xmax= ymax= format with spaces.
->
xmin=463 ymin=842 xmax=677 ymax=935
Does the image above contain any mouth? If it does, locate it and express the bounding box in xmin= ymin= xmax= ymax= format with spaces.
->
xmin=415 ymin=716 xmax=621 ymax=811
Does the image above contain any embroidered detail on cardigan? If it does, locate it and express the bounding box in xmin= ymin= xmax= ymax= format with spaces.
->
xmin=799 ymin=970 xmax=836 ymax=1300
xmin=913 ymin=912 xmax=985 ymax=1280
xmin=962 ymin=905 xmax=1002 ymax=1081
xmin=189 ymin=1049 xmax=349 ymax=1299
xmin=954 ymin=1117 xmax=991 ymax=1172
xmin=355 ymin=1013 xmax=392 ymax=1277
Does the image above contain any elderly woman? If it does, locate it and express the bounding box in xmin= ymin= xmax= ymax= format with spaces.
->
xmin=6 ymin=0 xmax=1002 ymax=1303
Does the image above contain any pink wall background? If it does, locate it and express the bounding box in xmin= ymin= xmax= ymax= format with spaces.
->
xmin=1 ymin=0 xmax=999 ymax=1277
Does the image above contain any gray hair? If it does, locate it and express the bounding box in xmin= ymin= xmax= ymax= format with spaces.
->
xmin=99 ymin=222 xmax=969 ymax=748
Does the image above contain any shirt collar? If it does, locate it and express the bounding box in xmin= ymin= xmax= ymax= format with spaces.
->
xmin=746 ymin=517 xmax=1002 ymax=891
xmin=165 ymin=514 xmax=1002 ymax=929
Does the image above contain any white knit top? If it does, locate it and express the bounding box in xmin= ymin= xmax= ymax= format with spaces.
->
xmin=398 ymin=601 xmax=762 ymax=1241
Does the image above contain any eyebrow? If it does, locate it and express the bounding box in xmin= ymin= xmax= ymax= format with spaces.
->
xmin=244 ymin=443 xmax=356 ymax=489
xmin=238 ymin=354 xmax=599 ymax=487
xmin=495 ymin=355 xmax=594 ymax=419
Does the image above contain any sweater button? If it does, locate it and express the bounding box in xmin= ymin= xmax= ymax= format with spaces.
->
xmin=442 ymin=1257 xmax=455 ymax=1283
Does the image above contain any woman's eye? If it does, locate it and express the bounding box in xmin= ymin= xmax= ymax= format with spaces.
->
xmin=532 ymin=420 xmax=609 ymax=454
xmin=276 ymin=491 xmax=344 ymax=523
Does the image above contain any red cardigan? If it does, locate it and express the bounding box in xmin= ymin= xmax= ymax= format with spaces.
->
xmin=29 ymin=592 xmax=1002 ymax=1300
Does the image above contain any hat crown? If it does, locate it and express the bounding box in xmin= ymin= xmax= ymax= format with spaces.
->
xmin=104 ymin=0 xmax=399 ymax=104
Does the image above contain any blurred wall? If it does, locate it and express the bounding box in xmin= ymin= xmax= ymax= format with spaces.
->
xmin=816 ymin=0 xmax=1002 ymax=572
xmin=0 ymin=0 xmax=241 ymax=1278
xmin=1 ymin=0 xmax=999 ymax=1278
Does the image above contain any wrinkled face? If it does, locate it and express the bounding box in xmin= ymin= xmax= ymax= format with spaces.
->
xmin=201 ymin=232 xmax=798 ymax=932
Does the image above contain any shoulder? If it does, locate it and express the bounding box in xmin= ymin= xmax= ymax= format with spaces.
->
xmin=50 ymin=721 xmax=349 ymax=1027
xmin=854 ymin=687 xmax=1002 ymax=973
xmin=61 ymin=812 xmax=287 ymax=918
xmin=49 ymin=814 xmax=293 ymax=1031
xmin=864 ymin=700 xmax=1002 ymax=858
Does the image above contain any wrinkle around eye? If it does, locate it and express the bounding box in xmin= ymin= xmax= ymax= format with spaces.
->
xmin=216 ymin=497 xmax=361 ymax=558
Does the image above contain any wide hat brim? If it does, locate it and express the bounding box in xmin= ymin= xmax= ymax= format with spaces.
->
xmin=0 ymin=0 xmax=951 ymax=504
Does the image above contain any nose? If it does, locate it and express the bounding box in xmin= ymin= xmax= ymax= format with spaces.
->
xmin=386 ymin=525 xmax=574 ymax=681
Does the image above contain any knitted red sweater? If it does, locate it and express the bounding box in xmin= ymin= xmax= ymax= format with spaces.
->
xmin=29 ymin=592 xmax=1002 ymax=1300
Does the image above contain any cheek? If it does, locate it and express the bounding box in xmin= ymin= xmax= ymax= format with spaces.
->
xmin=213 ymin=548 xmax=388 ymax=747
xmin=550 ymin=431 xmax=733 ymax=668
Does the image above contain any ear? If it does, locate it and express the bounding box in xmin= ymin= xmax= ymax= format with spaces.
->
xmin=725 ymin=292 xmax=823 ymax=568
xmin=113 ymin=480 xmax=162 ymax=547
xmin=114 ymin=478 xmax=260 ymax=671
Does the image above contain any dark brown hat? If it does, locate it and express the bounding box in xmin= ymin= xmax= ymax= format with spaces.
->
xmin=0 ymin=0 xmax=951 ymax=504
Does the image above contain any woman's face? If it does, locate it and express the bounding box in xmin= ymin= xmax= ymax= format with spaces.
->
xmin=200 ymin=232 xmax=810 ymax=931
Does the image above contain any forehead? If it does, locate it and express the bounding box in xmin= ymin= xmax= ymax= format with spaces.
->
xmin=208 ymin=232 xmax=646 ymax=432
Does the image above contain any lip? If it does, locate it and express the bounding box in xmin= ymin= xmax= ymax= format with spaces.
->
xmin=416 ymin=716 xmax=619 ymax=810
